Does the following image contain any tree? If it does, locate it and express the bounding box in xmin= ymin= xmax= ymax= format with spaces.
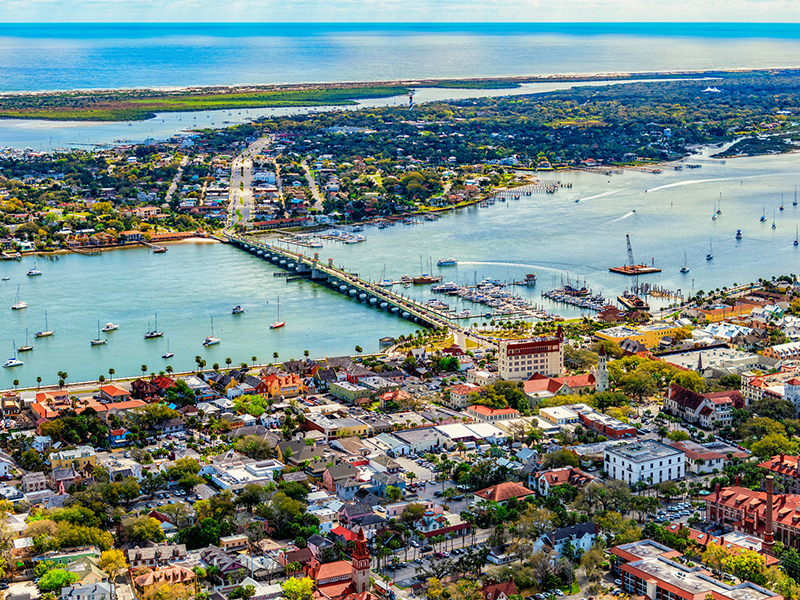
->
xmin=355 ymin=345 xmax=363 ymax=355
xmin=541 ymin=449 xmax=579 ymax=469
xmin=722 ymin=549 xmax=767 ymax=586
xmin=230 ymin=585 xmax=257 ymax=600
xmin=236 ymin=484 xmax=267 ymax=511
xmin=108 ymin=368 xmax=115 ymax=381
xmin=99 ymin=548 xmax=129 ymax=595
xmin=667 ymin=430 xmax=690 ymax=442
xmin=119 ymin=516 xmax=166 ymax=543
xmin=386 ymin=485 xmax=403 ymax=502
xmin=141 ymin=364 xmax=148 ymax=376
xmin=282 ymin=577 xmax=315 ymax=600
xmin=39 ymin=568 xmax=79 ymax=592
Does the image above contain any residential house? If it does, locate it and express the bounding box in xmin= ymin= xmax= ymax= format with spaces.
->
xmin=133 ymin=565 xmax=196 ymax=599
xmin=126 ymin=542 xmax=188 ymax=570
xmin=533 ymin=467 xmax=598 ymax=497
xmin=61 ymin=582 xmax=112 ymax=600
xmin=541 ymin=521 xmax=597 ymax=559
xmin=474 ymin=482 xmax=535 ymax=505
xmin=21 ymin=472 xmax=47 ymax=493
xmin=323 ymin=463 xmax=358 ymax=493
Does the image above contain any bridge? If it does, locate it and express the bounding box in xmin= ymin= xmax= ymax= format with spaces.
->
xmin=227 ymin=235 xmax=467 ymax=330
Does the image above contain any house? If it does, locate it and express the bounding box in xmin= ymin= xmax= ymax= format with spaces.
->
xmin=199 ymin=545 xmax=248 ymax=586
xmin=48 ymin=446 xmax=96 ymax=470
xmin=323 ymin=463 xmax=358 ymax=493
xmin=108 ymin=428 xmax=131 ymax=448
xmin=219 ymin=534 xmax=249 ymax=553
xmin=133 ymin=565 xmax=196 ymax=598
xmin=474 ymin=482 xmax=535 ymax=505
xmin=21 ymin=472 xmax=47 ymax=493
xmin=446 ymin=383 xmax=481 ymax=409
xmin=533 ymin=467 xmax=598 ymax=497
xmin=481 ymin=580 xmax=518 ymax=600
xmin=541 ymin=521 xmax=597 ymax=558
xmin=126 ymin=542 xmax=188 ymax=569
xmin=370 ymin=472 xmax=406 ymax=497
xmin=465 ymin=405 xmax=520 ymax=422
xmin=99 ymin=384 xmax=131 ymax=403
xmin=61 ymin=582 xmax=113 ymax=600
xmin=48 ymin=467 xmax=77 ymax=492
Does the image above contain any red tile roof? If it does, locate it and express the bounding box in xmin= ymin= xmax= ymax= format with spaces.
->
xmin=475 ymin=481 xmax=535 ymax=503
xmin=467 ymin=405 xmax=520 ymax=417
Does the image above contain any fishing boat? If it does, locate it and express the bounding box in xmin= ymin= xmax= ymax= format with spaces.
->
xmin=26 ymin=256 xmax=41 ymax=276
xmin=270 ymin=296 xmax=285 ymax=329
xmin=202 ymin=316 xmax=220 ymax=346
xmin=706 ymin=240 xmax=714 ymax=261
xmin=144 ymin=313 xmax=163 ymax=339
xmin=18 ymin=329 xmax=33 ymax=353
xmin=35 ymin=311 xmax=54 ymax=337
xmin=736 ymin=230 xmax=743 ymax=240
xmin=102 ymin=322 xmax=119 ymax=332
xmin=680 ymin=251 xmax=690 ymax=273
xmin=162 ymin=339 xmax=174 ymax=359
xmin=11 ymin=285 xmax=26 ymax=310
xmin=3 ymin=341 xmax=22 ymax=368
xmin=232 ymin=305 xmax=244 ymax=314
xmin=91 ymin=320 xmax=108 ymax=346
xmin=437 ymin=257 xmax=458 ymax=267
xmin=761 ymin=206 xmax=767 ymax=222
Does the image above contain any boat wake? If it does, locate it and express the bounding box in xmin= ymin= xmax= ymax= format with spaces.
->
xmin=609 ymin=211 xmax=637 ymax=223
xmin=577 ymin=190 xmax=619 ymax=202
xmin=645 ymin=175 xmax=762 ymax=193
xmin=459 ymin=261 xmax=544 ymax=269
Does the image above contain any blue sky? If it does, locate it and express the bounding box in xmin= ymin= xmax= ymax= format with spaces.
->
xmin=1 ymin=0 xmax=797 ymax=23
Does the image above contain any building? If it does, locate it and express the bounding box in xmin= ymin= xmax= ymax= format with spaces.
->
xmin=132 ymin=565 xmax=196 ymax=599
xmin=610 ymin=539 xmax=781 ymax=600
xmin=21 ymin=472 xmax=47 ymax=493
xmin=759 ymin=453 xmax=800 ymax=495
xmin=594 ymin=346 xmax=609 ymax=393
xmin=538 ymin=406 xmax=579 ymax=426
xmin=566 ymin=404 xmax=637 ymax=439
xmin=533 ymin=467 xmax=598 ymax=497
xmin=664 ymin=384 xmax=740 ymax=430
xmin=465 ymin=405 xmax=520 ymax=422
xmin=126 ymin=543 xmax=188 ymax=569
xmin=604 ymin=441 xmax=685 ymax=485
xmin=542 ymin=521 xmax=597 ymax=558
xmin=474 ymin=481 xmax=535 ymax=505
xmin=497 ymin=329 xmax=564 ymax=381
xmin=764 ymin=341 xmax=800 ymax=360
xmin=446 ymin=383 xmax=481 ymax=409
xmin=48 ymin=446 xmax=96 ymax=470
xmin=303 ymin=527 xmax=371 ymax=600
xmin=669 ymin=440 xmax=748 ymax=474
xmin=595 ymin=322 xmax=683 ymax=348
xmin=61 ymin=582 xmax=113 ymax=600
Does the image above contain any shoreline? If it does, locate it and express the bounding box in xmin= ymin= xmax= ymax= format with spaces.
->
xmin=0 ymin=66 xmax=790 ymax=123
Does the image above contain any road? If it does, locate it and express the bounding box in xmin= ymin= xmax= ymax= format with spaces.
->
xmin=301 ymin=160 xmax=325 ymax=211
xmin=226 ymin=136 xmax=274 ymax=232
xmin=164 ymin=155 xmax=189 ymax=203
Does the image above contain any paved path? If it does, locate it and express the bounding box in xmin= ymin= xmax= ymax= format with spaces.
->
xmin=302 ymin=160 xmax=325 ymax=211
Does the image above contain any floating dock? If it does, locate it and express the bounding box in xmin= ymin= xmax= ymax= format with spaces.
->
xmin=608 ymin=264 xmax=662 ymax=276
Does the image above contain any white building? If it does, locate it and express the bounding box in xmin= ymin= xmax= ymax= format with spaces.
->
xmin=604 ymin=441 xmax=685 ymax=485
xmin=497 ymin=329 xmax=564 ymax=381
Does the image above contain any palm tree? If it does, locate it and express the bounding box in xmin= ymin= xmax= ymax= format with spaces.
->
xmin=36 ymin=376 xmax=41 ymax=390
xmin=98 ymin=375 xmax=105 ymax=384
xmin=108 ymin=368 xmax=115 ymax=381
xmin=251 ymin=356 xmax=257 ymax=367
xmin=355 ymin=345 xmax=363 ymax=356
xmin=213 ymin=363 xmax=220 ymax=372
xmin=304 ymin=350 xmax=310 ymax=358
xmin=165 ymin=365 xmax=173 ymax=375
xmin=12 ymin=380 xmax=18 ymax=390
xmin=273 ymin=351 xmax=279 ymax=362
xmin=225 ymin=357 xmax=232 ymax=369
xmin=141 ymin=364 xmax=148 ymax=377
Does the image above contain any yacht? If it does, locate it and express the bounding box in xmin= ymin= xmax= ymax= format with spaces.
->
xmin=706 ymin=240 xmax=714 ymax=261
xmin=270 ymin=296 xmax=285 ymax=329
xmin=27 ymin=256 xmax=42 ymax=276
xmin=437 ymin=257 xmax=458 ymax=267
xmin=680 ymin=251 xmax=690 ymax=273
xmin=202 ymin=316 xmax=220 ymax=346
xmin=18 ymin=329 xmax=33 ymax=352
xmin=232 ymin=305 xmax=244 ymax=314
xmin=3 ymin=341 xmax=22 ymax=368
xmin=761 ymin=206 xmax=767 ymax=222
xmin=795 ymin=226 xmax=799 ymax=247
xmin=91 ymin=321 xmax=108 ymax=346
xmin=35 ymin=311 xmax=55 ymax=337
xmin=162 ymin=339 xmax=174 ymax=359
xmin=102 ymin=322 xmax=119 ymax=332
xmin=144 ymin=313 xmax=163 ymax=339
xmin=11 ymin=285 xmax=26 ymax=310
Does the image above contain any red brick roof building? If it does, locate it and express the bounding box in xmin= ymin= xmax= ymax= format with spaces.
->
xmin=474 ymin=481 xmax=535 ymax=504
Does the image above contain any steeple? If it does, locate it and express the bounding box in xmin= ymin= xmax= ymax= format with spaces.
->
xmin=595 ymin=345 xmax=609 ymax=393
xmin=351 ymin=527 xmax=371 ymax=593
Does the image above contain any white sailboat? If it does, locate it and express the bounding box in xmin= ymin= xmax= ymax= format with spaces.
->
xmin=795 ymin=226 xmax=798 ymax=247
xmin=270 ymin=296 xmax=285 ymax=329
xmin=26 ymin=256 xmax=42 ymax=276
xmin=794 ymin=186 xmax=798 ymax=207
xmin=18 ymin=329 xmax=33 ymax=352
xmin=162 ymin=339 xmax=174 ymax=359
xmin=91 ymin=320 xmax=108 ymax=346
xmin=761 ymin=206 xmax=767 ymax=222
xmin=772 ymin=210 xmax=777 ymax=229
xmin=680 ymin=251 xmax=690 ymax=273
xmin=3 ymin=341 xmax=22 ymax=368
xmin=717 ymin=193 xmax=722 ymax=215
xmin=202 ymin=316 xmax=220 ymax=346
xmin=35 ymin=310 xmax=54 ymax=337
xmin=706 ymin=239 xmax=713 ymax=261
xmin=11 ymin=284 xmax=26 ymax=310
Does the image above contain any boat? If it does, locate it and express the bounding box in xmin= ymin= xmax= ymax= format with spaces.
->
xmin=377 ymin=264 xmax=393 ymax=287
xmin=162 ymin=339 xmax=174 ymax=359
xmin=617 ymin=291 xmax=650 ymax=312
xmin=202 ymin=316 xmax=220 ymax=346
xmin=153 ymin=246 xmax=167 ymax=253
xmin=736 ymin=229 xmax=743 ymax=240
xmin=680 ymin=251 xmax=690 ymax=273
xmin=437 ymin=258 xmax=458 ymax=267
xmin=780 ymin=194 xmax=785 ymax=211
xmin=3 ymin=341 xmax=22 ymax=369
xmin=795 ymin=226 xmax=798 ymax=247
xmin=712 ymin=201 xmax=716 ymax=221
xmin=717 ymin=193 xmax=722 ymax=214
xmin=232 ymin=305 xmax=244 ymax=314
xmin=412 ymin=274 xmax=444 ymax=284
xmin=35 ymin=310 xmax=54 ymax=337
xmin=773 ymin=210 xmax=777 ymax=229
xmin=91 ymin=320 xmax=108 ymax=346
xmin=18 ymin=329 xmax=33 ymax=353
xmin=26 ymin=256 xmax=41 ymax=276
xmin=144 ymin=313 xmax=163 ymax=339
xmin=794 ymin=186 xmax=798 ymax=207
xmin=102 ymin=322 xmax=119 ymax=332
xmin=270 ymin=296 xmax=285 ymax=329
xmin=11 ymin=284 xmax=26 ymax=310
xmin=706 ymin=239 xmax=714 ymax=261
xmin=761 ymin=206 xmax=767 ymax=222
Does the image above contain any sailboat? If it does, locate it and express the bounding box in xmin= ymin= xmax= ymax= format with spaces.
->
xmin=706 ymin=240 xmax=714 ymax=261
xmin=162 ymin=339 xmax=174 ymax=359
xmin=736 ymin=229 xmax=743 ymax=240
xmin=3 ymin=341 xmax=22 ymax=368
xmin=35 ymin=310 xmax=54 ymax=337
xmin=144 ymin=313 xmax=163 ymax=339
xmin=680 ymin=251 xmax=690 ymax=273
xmin=712 ymin=201 xmax=717 ymax=221
xmin=270 ymin=296 xmax=285 ymax=329
xmin=795 ymin=226 xmax=798 ymax=247
xmin=794 ymin=186 xmax=798 ymax=207
xmin=202 ymin=316 xmax=220 ymax=346
xmin=378 ymin=264 xmax=393 ymax=287
xmin=2 ymin=268 xmax=8 ymax=281
xmin=773 ymin=211 xmax=777 ymax=229
xmin=780 ymin=194 xmax=785 ymax=211
xmin=11 ymin=284 xmax=26 ymax=310
xmin=91 ymin=320 xmax=108 ymax=346
xmin=18 ymin=329 xmax=33 ymax=352
xmin=761 ymin=206 xmax=767 ymax=222
xmin=26 ymin=256 xmax=42 ymax=276
xmin=717 ymin=193 xmax=722 ymax=215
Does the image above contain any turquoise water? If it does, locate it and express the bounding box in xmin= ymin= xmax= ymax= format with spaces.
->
xmin=2 ymin=23 xmax=800 ymax=92
xmin=3 ymin=148 xmax=800 ymax=388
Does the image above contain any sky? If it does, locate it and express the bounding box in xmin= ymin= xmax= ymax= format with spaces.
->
xmin=1 ymin=0 xmax=799 ymax=23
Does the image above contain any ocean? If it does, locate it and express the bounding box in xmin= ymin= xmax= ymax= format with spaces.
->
xmin=2 ymin=23 xmax=800 ymax=93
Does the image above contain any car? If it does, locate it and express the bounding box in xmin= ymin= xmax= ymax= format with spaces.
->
xmin=615 ymin=579 xmax=622 ymax=586
xmin=588 ymin=466 xmax=597 ymax=472
xmin=554 ymin=590 xmax=564 ymax=597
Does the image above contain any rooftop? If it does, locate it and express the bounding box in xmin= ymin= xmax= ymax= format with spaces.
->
xmin=605 ymin=441 xmax=683 ymax=463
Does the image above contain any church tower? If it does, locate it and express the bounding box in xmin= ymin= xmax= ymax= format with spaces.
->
xmin=595 ymin=345 xmax=609 ymax=393
xmin=351 ymin=527 xmax=371 ymax=593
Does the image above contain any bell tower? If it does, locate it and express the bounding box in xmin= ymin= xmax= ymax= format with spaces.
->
xmin=595 ymin=345 xmax=609 ymax=393
xmin=351 ymin=527 xmax=371 ymax=593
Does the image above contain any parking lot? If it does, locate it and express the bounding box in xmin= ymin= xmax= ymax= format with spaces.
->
xmin=395 ymin=456 xmax=434 ymax=482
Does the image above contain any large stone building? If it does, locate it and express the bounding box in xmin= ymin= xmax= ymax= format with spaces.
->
xmin=604 ymin=441 xmax=685 ymax=485
xmin=497 ymin=328 xmax=564 ymax=381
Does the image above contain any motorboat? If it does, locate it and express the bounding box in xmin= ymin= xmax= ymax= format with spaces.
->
xmin=232 ymin=305 xmax=244 ymax=314
xmin=162 ymin=339 xmax=174 ymax=359
xmin=26 ymin=256 xmax=42 ymax=276
xmin=102 ymin=322 xmax=119 ymax=332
